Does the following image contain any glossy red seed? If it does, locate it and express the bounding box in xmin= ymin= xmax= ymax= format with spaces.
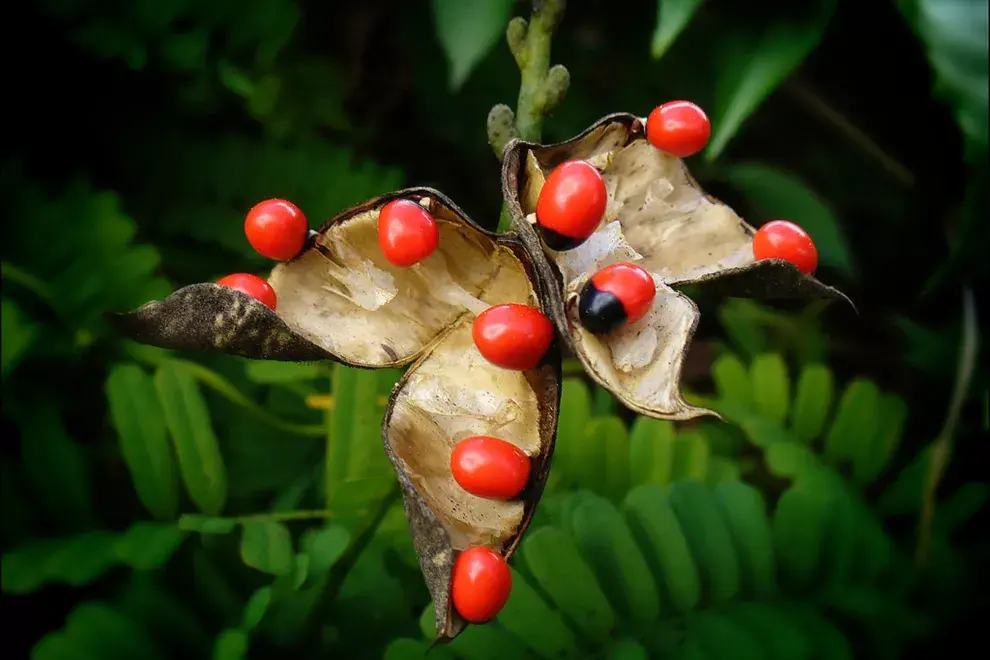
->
xmin=535 ymin=160 xmax=608 ymax=250
xmin=451 ymin=546 xmax=512 ymax=623
xmin=244 ymin=199 xmax=309 ymax=261
xmin=752 ymin=220 xmax=818 ymax=275
xmin=451 ymin=436 xmax=531 ymax=500
xmin=378 ymin=199 xmax=440 ymax=267
xmin=646 ymin=101 xmax=711 ymax=158
xmin=472 ymin=304 xmax=554 ymax=371
xmin=216 ymin=273 xmax=277 ymax=310
xmin=589 ymin=262 xmax=656 ymax=324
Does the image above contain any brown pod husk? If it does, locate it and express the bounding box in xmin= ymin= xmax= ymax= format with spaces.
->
xmin=502 ymin=113 xmax=852 ymax=421
xmin=111 ymin=188 xmax=562 ymax=643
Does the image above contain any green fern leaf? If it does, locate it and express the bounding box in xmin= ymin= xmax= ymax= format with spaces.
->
xmin=520 ymin=527 xmax=615 ymax=641
xmin=605 ymin=639 xmax=649 ymax=660
xmin=773 ymin=485 xmax=828 ymax=590
xmin=668 ymin=480 xmax=741 ymax=605
xmin=726 ymin=602 xmax=812 ymax=660
xmin=106 ymin=364 xmax=179 ymax=521
xmin=789 ymin=363 xmax=834 ymax=444
xmin=568 ymin=492 xmax=660 ymax=622
xmin=750 ymin=353 xmax=791 ymax=424
xmin=622 ymin=484 xmax=701 ymax=614
xmin=711 ymin=353 xmax=752 ymax=407
xmin=823 ymin=378 xmax=880 ymax=470
xmin=496 ymin=567 xmax=577 ymax=658
xmin=788 ymin=605 xmax=853 ymax=660
xmin=628 ymin=418 xmax=676 ymax=487
xmin=765 ymin=442 xmax=824 ymax=481
xmin=599 ymin=417 xmax=632 ymax=501
xmin=552 ymin=378 xmax=593 ymax=490
xmin=856 ymin=393 xmax=909 ymax=484
xmin=687 ymin=610 xmax=767 ymax=660
xmin=714 ymin=482 xmax=777 ymax=599
xmin=671 ymin=429 xmax=711 ymax=483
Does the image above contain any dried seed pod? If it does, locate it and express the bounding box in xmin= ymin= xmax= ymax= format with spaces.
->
xmin=110 ymin=188 xmax=562 ymax=643
xmin=501 ymin=113 xmax=852 ymax=421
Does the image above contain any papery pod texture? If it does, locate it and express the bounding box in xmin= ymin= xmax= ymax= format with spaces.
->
xmin=112 ymin=188 xmax=562 ymax=642
xmin=501 ymin=112 xmax=851 ymax=421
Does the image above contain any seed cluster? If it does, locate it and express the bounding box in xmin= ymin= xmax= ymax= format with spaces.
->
xmin=369 ymin=196 xmax=550 ymax=623
xmin=206 ymin=101 xmax=822 ymax=631
xmin=526 ymin=100 xmax=821 ymax=342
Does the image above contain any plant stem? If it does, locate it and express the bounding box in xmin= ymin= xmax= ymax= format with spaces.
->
xmin=785 ymin=79 xmax=915 ymax=187
xmin=300 ymin=487 xmax=401 ymax=656
xmin=234 ymin=509 xmax=333 ymax=524
xmin=491 ymin=0 xmax=570 ymax=232
xmin=513 ymin=1 xmax=566 ymax=142
xmin=916 ymin=286 xmax=979 ymax=565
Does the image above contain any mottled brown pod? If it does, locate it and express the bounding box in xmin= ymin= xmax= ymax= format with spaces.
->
xmin=110 ymin=188 xmax=562 ymax=643
xmin=501 ymin=113 xmax=852 ymax=421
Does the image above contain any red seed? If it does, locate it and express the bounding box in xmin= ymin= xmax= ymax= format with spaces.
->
xmin=578 ymin=262 xmax=656 ymax=334
xmin=451 ymin=546 xmax=512 ymax=623
xmin=535 ymin=160 xmax=608 ymax=251
xmin=451 ymin=436 xmax=531 ymax=500
xmin=752 ymin=220 xmax=818 ymax=275
xmin=472 ymin=304 xmax=554 ymax=371
xmin=244 ymin=199 xmax=309 ymax=261
xmin=216 ymin=273 xmax=277 ymax=310
xmin=646 ymin=101 xmax=711 ymax=158
xmin=378 ymin=199 xmax=440 ymax=267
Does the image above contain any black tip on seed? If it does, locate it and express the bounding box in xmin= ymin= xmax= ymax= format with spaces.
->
xmin=578 ymin=281 xmax=627 ymax=334
xmin=538 ymin=225 xmax=585 ymax=251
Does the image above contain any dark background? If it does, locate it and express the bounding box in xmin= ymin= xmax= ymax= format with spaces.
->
xmin=2 ymin=0 xmax=987 ymax=658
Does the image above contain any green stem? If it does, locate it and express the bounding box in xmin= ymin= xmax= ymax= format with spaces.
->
xmin=182 ymin=509 xmax=332 ymax=527
xmin=493 ymin=0 xmax=569 ymax=233
xmin=916 ymin=286 xmax=979 ymax=565
xmin=514 ymin=2 xmax=565 ymax=142
xmin=1 ymin=261 xmax=58 ymax=307
xmin=233 ymin=509 xmax=331 ymax=523
xmin=301 ymin=487 xmax=401 ymax=656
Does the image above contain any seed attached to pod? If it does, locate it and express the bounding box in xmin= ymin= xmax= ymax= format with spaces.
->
xmin=753 ymin=220 xmax=818 ymax=275
xmin=216 ymin=273 xmax=278 ymax=310
xmin=646 ymin=101 xmax=711 ymax=158
xmin=451 ymin=546 xmax=512 ymax=623
xmin=451 ymin=436 xmax=531 ymax=500
xmin=377 ymin=199 xmax=440 ymax=267
xmin=245 ymin=198 xmax=309 ymax=261
xmin=535 ymin=160 xmax=607 ymax=251
xmin=472 ymin=303 xmax=554 ymax=371
xmin=578 ymin=262 xmax=656 ymax=334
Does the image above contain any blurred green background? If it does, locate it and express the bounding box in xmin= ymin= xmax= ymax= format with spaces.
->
xmin=2 ymin=1 xmax=987 ymax=659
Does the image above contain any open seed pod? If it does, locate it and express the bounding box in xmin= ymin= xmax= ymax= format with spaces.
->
xmin=111 ymin=188 xmax=562 ymax=642
xmin=502 ymin=113 xmax=851 ymax=421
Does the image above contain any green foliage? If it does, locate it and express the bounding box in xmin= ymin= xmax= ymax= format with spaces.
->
xmin=705 ymin=0 xmax=837 ymax=161
xmin=899 ymin=0 xmax=989 ymax=159
xmin=155 ymin=361 xmax=228 ymax=516
xmin=106 ymin=364 xmax=180 ymax=520
xmin=3 ymin=523 xmax=185 ymax=594
xmin=387 ymin=350 xmax=982 ymax=658
xmin=3 ymin=1 xmax=986 ymax=659
xmin=432 ymin=0 xmax=516 ymax=91
xmin=650 ymin=0 xmax=705 ymax=60
xmin=1 ymin=176 xmax=171 ymax=362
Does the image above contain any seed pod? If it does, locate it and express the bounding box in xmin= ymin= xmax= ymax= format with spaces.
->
xmin=110 ymin=188 xmax=562 ymax=643
xmin=501 ymin=113 xmax=852 ymax=421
